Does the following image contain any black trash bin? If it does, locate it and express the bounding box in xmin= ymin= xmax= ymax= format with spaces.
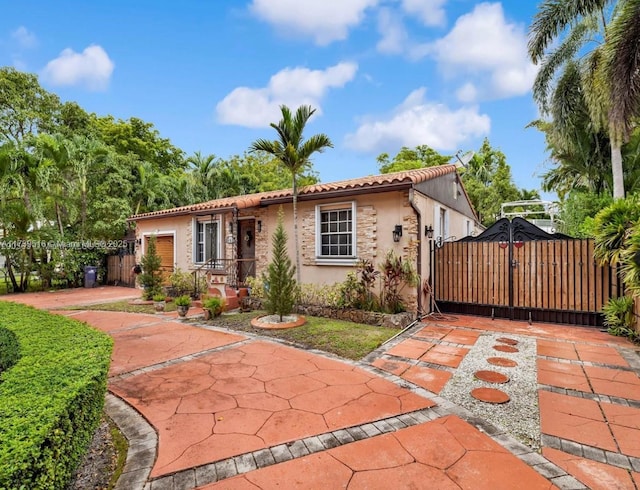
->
xmin=84 ymin=266 xmax=97 ymax=288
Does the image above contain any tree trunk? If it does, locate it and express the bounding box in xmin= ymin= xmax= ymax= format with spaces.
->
xmin=611 ymin=138 xmax=625 ymax=199
xmin=292 ymin=176 xmax=301 ymax=284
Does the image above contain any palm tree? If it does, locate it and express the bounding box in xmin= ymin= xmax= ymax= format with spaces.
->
xmin=528 ymin=0 xmax=639 ymax=200
xmin=607 ymin=0 xmax=640 ymax=139
xmin=249 ymin=105 xmax=333 ymax=282
xmin=186 ymin=151 xmax=218 ymax=201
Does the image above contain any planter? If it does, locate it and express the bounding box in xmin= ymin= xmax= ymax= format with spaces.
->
xmin=251 ymin=314 xmax=306 ymax=330
xmin=153 ymin=301 xmax=166 ymax=313
xmin=177 ymin=305 xmax=190 ymax=317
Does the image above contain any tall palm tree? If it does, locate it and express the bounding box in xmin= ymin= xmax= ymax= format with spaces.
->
xmin=607 ymin=0 xmax=640 ymax=139
xmin=249 ymin=105 xmax=333 ymax=282
xmin=528 ymin=0 xmax=640 ymax=200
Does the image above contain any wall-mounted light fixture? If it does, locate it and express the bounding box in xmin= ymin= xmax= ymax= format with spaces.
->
xmin=392 ymin=224 xmax=403 ymax=242
xmin=425 ymin=225 xmax=434 ymax=239
xmin=228 ymin=221 xmax=234 ymax=234
xmin=257 ymin=220 xmax=262 ymax=233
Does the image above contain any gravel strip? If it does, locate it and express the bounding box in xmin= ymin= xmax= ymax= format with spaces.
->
xmin=439 ymin=332 xmax=541 ymax=450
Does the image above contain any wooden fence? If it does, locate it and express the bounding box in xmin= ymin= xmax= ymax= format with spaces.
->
xmin=433 ymin=239 xmax=623 ymax=326
xmin=106 ymin=254 xmax=137 ymax=287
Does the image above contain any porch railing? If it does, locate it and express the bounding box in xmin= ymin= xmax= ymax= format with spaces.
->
xmin=192 ymin=257 xmax=256 ymax=296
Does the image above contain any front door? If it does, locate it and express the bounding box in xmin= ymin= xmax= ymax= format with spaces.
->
xmin=237 ymin=219 xmax=255 ymax=285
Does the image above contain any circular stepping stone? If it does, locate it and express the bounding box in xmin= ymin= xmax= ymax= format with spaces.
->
xmin=487 ymin=357 xmax=518 ymax=368
xmin=493 ymin=344 xmax=519 ymax=353
xmin=496 ymin=337 xmax=518 ymax=346
xmin=471 ymin=387 xmax=510 ymax=404
xmin=474 ymin=370 xmax=509 ymax=384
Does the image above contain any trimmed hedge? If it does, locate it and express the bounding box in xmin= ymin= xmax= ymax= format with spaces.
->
xmin=0 ymin=327 xmax=20 ymax=376
xmin=0 ymin=302 xmax=113 ymax=489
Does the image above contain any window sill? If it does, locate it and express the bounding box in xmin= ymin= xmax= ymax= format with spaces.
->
xmin=314 ymin=258 xmax=359 ymax=266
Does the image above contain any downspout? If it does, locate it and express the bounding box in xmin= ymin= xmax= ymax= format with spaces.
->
xmin=408 ymin=188 xmax=422 ymax=320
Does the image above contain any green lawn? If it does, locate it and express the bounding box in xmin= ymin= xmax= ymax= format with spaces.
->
xmin=66 ymin=300 xmax=177 ymax=314
xmin=64 ymin=301 xmax=397 ymax=360
xmin=199 ymin=311 xmax=397 ymax=360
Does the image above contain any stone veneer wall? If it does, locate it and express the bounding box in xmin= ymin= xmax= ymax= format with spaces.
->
xmin=185 ymin=218 xmax=193 ymax=268
xmin=252 ymin=209 xmax=269 ymax=279
xmin=300 ymin=204 xmax=378 ymax=266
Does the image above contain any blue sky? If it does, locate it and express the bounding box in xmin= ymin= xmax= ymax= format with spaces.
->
xmin=1 ymin=0 xmax=551 ymax=194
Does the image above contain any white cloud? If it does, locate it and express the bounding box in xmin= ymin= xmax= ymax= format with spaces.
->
xmin=42 ymin=45 xmax=114 ymax=91
xmin=217 ymin=62 xmax=358 ymax=127
xmin=250 ymin=0 xmax=378 ymax=45
xmin=427 ymin=2 xmax=537 ymax=98
xmin=345 ymin=87 xmax=490 ymax=153
xmin=376 ymin=8 xmax=408 ymax=54
xmin=456 ymin=82 xmax=478 ymax=103
xmin=401 ymin=0 xmax=447 ymax=26
xmin=11 ymin=26 xmax=37 ymax=49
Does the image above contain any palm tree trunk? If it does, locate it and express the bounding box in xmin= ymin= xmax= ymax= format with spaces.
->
xmin=611 ymin=137 xmax=625 ymax=199
xmin=292 ymin=176 xmax=301 ymax=284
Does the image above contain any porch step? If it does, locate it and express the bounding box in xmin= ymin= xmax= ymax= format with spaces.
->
xmin=206 ymin=286 xmax=239 ymax=310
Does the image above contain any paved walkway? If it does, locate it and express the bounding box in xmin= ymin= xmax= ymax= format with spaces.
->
xmin=4 ymin=288 xmax=640 ymax=489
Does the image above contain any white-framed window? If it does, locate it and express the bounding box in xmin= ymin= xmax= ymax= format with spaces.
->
xmin=434 ymin=204 xmax=449 ymax=243
xmin=316 ymin=202 xmax=356 ymax=261
xmin=195 ymin=218 xmax=221 ymax=265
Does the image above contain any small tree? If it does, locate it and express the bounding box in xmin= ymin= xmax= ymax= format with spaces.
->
xmin=138 ymin=235 xmax=163 ymax=299
xmin=262 ymin=208 xmax=297 ymax=321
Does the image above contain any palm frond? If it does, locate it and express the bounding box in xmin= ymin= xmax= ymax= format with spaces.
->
xmin=607 ymin=0 xmax=640 ymax=140
xmin=528 ymin=0 xmax=609 ymax=62
xmin=533 ymin=20 xmax=591 ymax=112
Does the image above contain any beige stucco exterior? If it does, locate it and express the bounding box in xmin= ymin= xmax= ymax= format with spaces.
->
xmin=131 ymin=168 xmax=481 ymax=316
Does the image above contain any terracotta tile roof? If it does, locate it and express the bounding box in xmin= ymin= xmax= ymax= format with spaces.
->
xmin=130 ymin=165 xmax=457 ymax=220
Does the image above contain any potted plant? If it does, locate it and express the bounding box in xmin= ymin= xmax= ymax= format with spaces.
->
xmin=203 ymin=296 xmax=225 ymax=320
xmin=152 ymin=293 xmax=166 ymax=313
xmin=175 ymin=295 xmax=192 ymax=317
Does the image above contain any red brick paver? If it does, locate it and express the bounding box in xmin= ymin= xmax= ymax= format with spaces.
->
xmin=199 ymin=416 xmax=555 ymax=490
xmin=110 ymin=340 xmax=434 ymax=477
xmin=543 ymin=447 xmax=638 ymax=490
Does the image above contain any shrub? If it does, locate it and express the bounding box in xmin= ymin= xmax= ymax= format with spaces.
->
xmin=169 ymin=268 xmax=206 ymax=298
xmin=603 ymin=296 xmax=637 ymax=340
xmin=174 ymin=295 xmax=192 ymax=307
xmin=245 ymin=276 xmax=266 ymax=299
xmin=152 ymin=293 xmax=166 ymax=302
xmin=297 ymin=283 xmax=342 ymax=308
xmin=0 ymin=302 xmax=113 ymax=489
xmin=0 ymin=327 xmax=20 ymax=377
xmin=203 ymin=296 xmax=225 ymax=316
xmin=138 ymin=235 xmax=163 ymax=300
xmin=379 ymin=251 xmax=418 ymax=313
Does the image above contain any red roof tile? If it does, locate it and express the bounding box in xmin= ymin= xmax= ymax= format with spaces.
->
xmin=131 ymin=166 xmax=457 ymax=220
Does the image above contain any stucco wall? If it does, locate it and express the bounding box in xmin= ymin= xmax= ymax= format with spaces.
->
xmin=133 ymin=184 xmax=480 ymax=316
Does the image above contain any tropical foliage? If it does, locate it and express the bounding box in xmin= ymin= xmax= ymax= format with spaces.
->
xmin=0 ymin=69 xmax=322 ymax=293
xmin=250 ymin=105 xmax=333 ymax=283
xmin=528 ymin=0 xmax=640 ymax=203
xmin=378 ymin=141 xmax=538 ymax=227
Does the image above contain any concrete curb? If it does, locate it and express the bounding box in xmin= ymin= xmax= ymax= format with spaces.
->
xmin=105 ymin=393 xmax=158 ymax=490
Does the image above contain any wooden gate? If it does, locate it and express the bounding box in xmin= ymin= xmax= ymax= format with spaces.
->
xmin=106 ymin=254 xmax=137 ymax=287
xmin=431 ymin=218 xmax=623 ymax=326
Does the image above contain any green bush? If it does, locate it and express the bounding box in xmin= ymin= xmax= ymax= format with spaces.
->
xmin=203 ymin=296 xmax=225 ymax=316
xmin=0 ymin=302 xmax=113 ymax=489
xmin=603 ymin=296 xmax=637 ymax=340
xmin=169 ymin=268 xmax=207 ymax=298
xmin=0 ymin=327 xmax=20 ymax=377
